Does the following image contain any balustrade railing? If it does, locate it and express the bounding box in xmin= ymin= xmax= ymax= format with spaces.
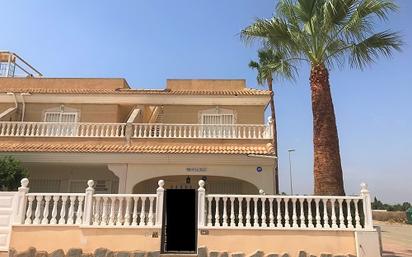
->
xmin=13 ymin=178 xmax=373 ymax=231
xmin=0 ymin=122 xmax=125 ymax=138
xmin=0 ymin=121 xmax=273 ymax=140
xmin=197 ymin=181 xmax=373 ymax=231
xmin=14 ymin=179 xmax=165 ymax=228
xmin=91 ymin=194 xmax=157 ymax=226
xmin=24 ymin=193 xmax=85 ymax=225
xmin=132 ymin=123 xmax=272 ymax=139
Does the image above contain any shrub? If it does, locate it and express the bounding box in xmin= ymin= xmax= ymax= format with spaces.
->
xmin=372 ymin=211 xmax=407 ymax=223
xmin=0 ymin=156 xmax=28 ymax=191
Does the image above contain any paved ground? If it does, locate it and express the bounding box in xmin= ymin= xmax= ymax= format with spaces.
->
xmin=375 ymin=221 xmax=412 ymax=257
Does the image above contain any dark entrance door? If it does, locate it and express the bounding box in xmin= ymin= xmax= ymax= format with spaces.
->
xmin=162 ymin=189 xmax=197 ymax=253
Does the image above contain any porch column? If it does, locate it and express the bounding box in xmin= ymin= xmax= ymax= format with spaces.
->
xmin=107 ymin=164 xmax=128 ymax=194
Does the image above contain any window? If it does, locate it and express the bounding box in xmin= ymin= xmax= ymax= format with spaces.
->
xmin=201 ymin=113 xmax=234 ymax=125
xmin=199 ymin=107 xmax=236 ymax=138
xmin=44 ymin=112 xmax=77 ymax=123
xmin=43 ymin=109 xmax=79 ymax=136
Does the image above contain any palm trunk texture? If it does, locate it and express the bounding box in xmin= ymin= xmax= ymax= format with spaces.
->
xmin=310 ymin=64 xmax=345 ymax=196
xmin=267 ymin=78 xmax=279 ymax=194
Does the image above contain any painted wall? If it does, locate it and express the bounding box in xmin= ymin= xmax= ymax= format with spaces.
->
xmin=0 ymin=78 xmax=129 ymax=90
xmin=0 ymin=192 xmax=17 ymax=251
xmin=24 ymin=163 xmax=118 ymax=193
xmin=22 ymin=103 xmax=121 ymax=123
xmin=167 ymin=79 xmax=246 ymax=91
xmin=162 ymin=105 xmax=265 ymax=124
xmin=10 ymin=103 xmax=265 ymax=124
xmin=121 ymin=162 xmax=274 ymax=194
xmin=198 ymin=229 xmax=356 ymax=256
xmin=9 ymin=226 xmax=357 ymax=256
xmin=10 ymin=226 xmax=161 ymax=252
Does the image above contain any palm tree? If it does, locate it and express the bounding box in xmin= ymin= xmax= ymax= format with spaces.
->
xmin=241 ymin=0 xmax=402 ymax=195
xmin=249 ymin=48 xmax=295 ymax=194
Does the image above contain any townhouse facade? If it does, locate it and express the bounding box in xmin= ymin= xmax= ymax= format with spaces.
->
xmin=0 ymin=59 xmax=276 ymax=195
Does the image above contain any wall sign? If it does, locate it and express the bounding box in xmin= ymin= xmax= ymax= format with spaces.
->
xmin=186 ymin=167 xmax=207 ymax=172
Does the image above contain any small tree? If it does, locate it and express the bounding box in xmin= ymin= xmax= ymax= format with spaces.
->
xmin=0 ymin=156 xmax=28 ymax=191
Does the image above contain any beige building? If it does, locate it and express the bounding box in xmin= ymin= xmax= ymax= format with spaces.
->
xmin=0 ymin=53 xmax=276 ymax=195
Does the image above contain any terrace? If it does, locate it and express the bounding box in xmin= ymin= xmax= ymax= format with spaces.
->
xmin=0 ymin=121 xmax=273 ymax=140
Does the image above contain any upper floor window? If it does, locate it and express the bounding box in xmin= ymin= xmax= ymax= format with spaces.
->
xmin=43 ymin=105 xmax=79 ymax=123
xmin=199 ymin=107 xmax=236 ymax=125
xmin=44 ymin=112 xmax=78 ymax=123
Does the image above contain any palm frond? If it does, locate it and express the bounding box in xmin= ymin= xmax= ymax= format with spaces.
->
xmin=344 ymin=0 xmax=398 ymax=40
xmin=349 ymin=30 xmax=403 ymax=69
xmin=249 ymin=48 xmax=297 ymax=86
xmin=241 ymin=18 xmax=296 ymax=51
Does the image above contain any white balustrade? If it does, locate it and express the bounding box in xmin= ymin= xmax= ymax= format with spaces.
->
xmin=1 ymin=121 xmax=272 ymax=139
xmin=18 ymin=179 xmax=165 ymax=228
xmin=201 ymin=184 xmax=373 ymax=231
xmin=23 ymin=193 xmax=85 ymax=225
xmin=0 ymin=122 xmax=125 ymax=138
xmin=16 ymin=178 xmax=373 ymax=232
xmin=132 ymin=123 xmax=271 ymax=139
xmin=91 ymin=194 xmax=157 ymax=227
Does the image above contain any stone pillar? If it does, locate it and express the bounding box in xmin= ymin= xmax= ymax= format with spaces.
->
xmin=14 ymin=178 xmax=29 ymax=224
xmin=83 ymin=180 xmax=95 ymax=225
xmin=155 ymin=180 xmax=165 ymax=226
xmin=197 ymin=180 xmax=206 ymax=226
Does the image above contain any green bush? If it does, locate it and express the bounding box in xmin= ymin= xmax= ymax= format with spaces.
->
xmin=0 ymin=156 xmax=28 ymax=191
xmin=372 ymin=197 xmax=411 ymax=212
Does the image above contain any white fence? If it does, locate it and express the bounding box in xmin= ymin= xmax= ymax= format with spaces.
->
xmin=11 ymin=178 xmax=373 ymax=232
xmin=197 ymin=181 xmax=374 ymax=231
xmin=14 ymin=179 xmax=165 ymax=228
xmin=0 ymin=121 xmax=273 ymax=140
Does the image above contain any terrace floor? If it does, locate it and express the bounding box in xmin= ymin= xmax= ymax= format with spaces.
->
xmin=376 ymin=221 xmax=412 ymax=257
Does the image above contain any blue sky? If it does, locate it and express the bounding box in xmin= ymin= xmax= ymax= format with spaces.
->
xmin=2 ymin=0 xmax=411 ymax=203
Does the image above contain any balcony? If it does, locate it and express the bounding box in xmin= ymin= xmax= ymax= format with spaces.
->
xmin=0 ymin=121 xmax=273 ymax=140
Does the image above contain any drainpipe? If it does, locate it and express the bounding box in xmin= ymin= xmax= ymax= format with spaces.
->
xmin=20 ymin=93 xmax=30 ymax=121
xmin=6 ymin=92 xmax=18 ymax=108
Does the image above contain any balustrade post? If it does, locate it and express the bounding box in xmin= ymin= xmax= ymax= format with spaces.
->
xmin=13 ymin=178 xmax=29 ymax=224
xmin=197 ymin=180 xmax=206 ymax=227
xmin=267 ymin=117 xmax=274 ymax=139
xmin=83 ymin=180 xmax=95 ymax=225
xmin=360 ymin=183 xmax=373 ymax=230
xmin=155 ymin=180 xmax=165 ymax=226
xmin=125 ymin=123 xmax=133 ymax=144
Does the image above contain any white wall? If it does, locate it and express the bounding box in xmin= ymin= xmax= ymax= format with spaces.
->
xmin=121 ymin=163 xmax=274 ymax=194
xmin=0 ymin=192 xmax=17 ymax=251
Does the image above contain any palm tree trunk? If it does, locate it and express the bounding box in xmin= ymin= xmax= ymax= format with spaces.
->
xmin=310 ymin=64 xmax=345 ymax=196
xmin=267 ymin=78 xmax=279 ymax=194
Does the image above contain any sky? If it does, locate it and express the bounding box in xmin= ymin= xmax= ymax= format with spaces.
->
xmin=1 ymin=0 xmax=411 ymax=203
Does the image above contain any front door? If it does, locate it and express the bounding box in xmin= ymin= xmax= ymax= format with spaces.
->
xmin=162 ymin=189 xmax=197 ymax=253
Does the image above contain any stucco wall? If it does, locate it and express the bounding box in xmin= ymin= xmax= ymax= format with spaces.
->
xmin=7 ymin=103 xmax=265 ymax=124
xmin=23 ymin=103 xmax=121 ymax=123
xmin=123 ymin=162 xmax=274 ymax=194
xmin=9 ymin=226 xmax=357 ymax=256
xmin=24 ymin=163 xmax=118 ymax=193
xmin=166 ymin=79 xmax=246 ymax=91
xmin=162 ymin=105 xmax=265 ymax=124
xmin=198 ymin=229 xmax=356 ymax=256
xmin=10 ymin=226 xmax=161 ymax=252
xmin=0 ymin=78 xmax=129 ymax=90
